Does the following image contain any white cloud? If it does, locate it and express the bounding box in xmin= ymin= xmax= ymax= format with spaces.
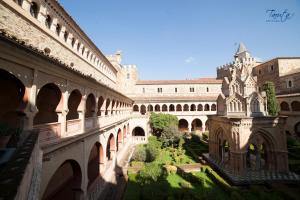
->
xmin=185 ymin=56 xmax=196 ymax=64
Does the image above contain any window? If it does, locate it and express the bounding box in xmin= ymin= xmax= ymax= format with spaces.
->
xmin=45 ymin=15 xmax=52 ymax=28
xmin=30 ymin=2 xmax=38 ymax=18
xmin=206 ymin=87 xmax=209 ymax=92
xmin=127 ymin=73 xmax=130 ymax=79
xmin=71 ymin=38 xmax=75 ymax=47
xmin=142 ymin=88 xmax=145 ymax=93
xmin=64 ymin=31 xmax=68 ymax=42
xmin=190 ymin=87 xmax=195 ymax=92
xmin=287 ymin=79 xmax=293 ymax=88
xmin=258 ymin=69 xmax=262 ymax=75
xmin=157 ymin=88 xmax=162 ymax=93
xmin=175 ymin=88 xmax=177 ymax=93
xmin=77 ymin=42 xmax=81 ymax=52
xmin=270 ymin=65 xmax=274 ymax=71
xmin=82 ymin=47 xmax=85 ymax=55
xmin=56 ymin=24 xmax=61 ymax=36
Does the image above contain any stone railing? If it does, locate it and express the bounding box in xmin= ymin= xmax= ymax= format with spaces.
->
xmin=131 ymin=136 xmax=147 ymax=144
xmin=0 ymin=131 xmax=42 ymax=200
xmin=35 ymin=113 xmax=131 ymax=147
xmin=33 ymin=122 xmax=61 ymax=147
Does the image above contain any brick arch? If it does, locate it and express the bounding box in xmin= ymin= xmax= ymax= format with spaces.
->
xmin=291 ymin=101 xmax=300 ymax=111
xmin=87 ymin=142 xmax=103 ymax=188
xmin=85 ymin=93 xmax=96 ymax=118
xmin=67 ymin=89 xmax=82 ymax=120
xmin=34 ymin=83 xmax=62 ymax=125
xmin=106 ymin=133 xmax=115 ymax=160
xmin=280 ymin=101 xmax=289 ymax=111
xmin=0 ymin=68 xmax=28 ymax=129
xmin=178 ymin=118 xmax=188 ymax=132
xmin=42 ymin=159 xmax=83 ymax=200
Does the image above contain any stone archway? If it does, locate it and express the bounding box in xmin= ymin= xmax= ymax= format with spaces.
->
xmin=176 ymin=104 xmax=182 ymax=111
xmin=155 ymin=104 xmax=160 ymax=112
xmin=190 ymin=104 xmax=196 ymax=111
xmin=67 ymin=90 xmax=82 ymax=120
xmin=133 ymin=104 xmax=139 ymax=112
xmin=147 ymin=105 xmax=153 ymax=112
xmin=117 ymin=128 xmax=122 ymax=151
xmin=191 ymin=118 xmax=202 ymax=133
xmin=178 ymin=119 xmax=188 ymax=132
xmin=169 ymin=104 xmax=175 ymax=112
xmin=0 ymin=69 xmax=27 ymax=129
xmin=106 ymin=134 xmax=115 ymax=160
xmin=42 ymin=160 xmax=83 ymax=200
xmin=197 ymin=104 xmax=203 ymax=111
xmin=87 ymin=142 xmax=103 ymax=188
xmin=34 ymin=83 xmax=62 ymax=125
xmin=132 ymin=126 xmax=145 ymax=136
xmin=280 ymin=101 xmax=289 ymax=111
xmin=183 ymin=104 xmax=189 ymax=111
xmin=140 ymin=105 xmax=146 ymax=115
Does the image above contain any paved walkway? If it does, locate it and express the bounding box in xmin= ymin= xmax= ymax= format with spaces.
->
xmin=99 ymin=145 xmax=135 ymax=200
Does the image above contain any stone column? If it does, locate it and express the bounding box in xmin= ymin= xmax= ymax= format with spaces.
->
xmin=79 ymin=95 xmax=86 ymax=132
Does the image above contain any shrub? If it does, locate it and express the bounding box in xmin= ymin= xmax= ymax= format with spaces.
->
xmin=146 ymin=143 xmax=159 ymax=162
xmin=191 ymin=133 xmax=201 ymax=143
xmin=202 ymin=132 xmax=209 ymax=141
xmin=132 ymin=145 xmax=146 ymax=162
xmin=137 ymin=163 xmax=163 ymax=185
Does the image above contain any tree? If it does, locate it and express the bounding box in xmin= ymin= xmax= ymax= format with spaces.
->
xmin=263 ymin=81 xmax=279 ymax=116
xmin=149 ymin=113 xmax=178 ymax=136
xmin=160 ymin=125 xmax=181 ymax=148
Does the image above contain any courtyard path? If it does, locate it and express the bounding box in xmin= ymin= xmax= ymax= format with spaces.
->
xmin=99 ymin=144 xmax=135 ymax=200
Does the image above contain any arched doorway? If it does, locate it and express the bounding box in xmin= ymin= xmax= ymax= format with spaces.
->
xmin=176 ymin=104 xmax=182 ymax=111
xmin=190 ymin=104 xmax=196 ymax=111
xmin=140 ymin=105 xmax=146 ymax=115
xmin=197 ymin=104 xmax=203 ymax=111
xmin=132 ymin=127 xmax=145 ymax=136
xmin=211 ymin=104 xmax=216 ymax=111
xmin=280 ymin=101 xmax=289 ymax=111
xmin=34 ymin=83 xmax=62 ymax=125
xmin=291 ymin=101 xmax=300 ymax=111
xmin=178 ymin=119 xmax=188 ymax=132
xmin=0 ymin=69 xmax=27 ymax=129
xmin=183 ymin=104 xmax=189 ymax=111
xmin=87 ymin=142 xmax=104 ymax=187
xmin=162 ymin=104 xmax=168 ymax=112
xmin=155 ymin=104 xmax=160 ymax=112
xmin=191 ymin=118 xmax=202 ymax=133
xmin=204 ymin=104 xmax=210 ymax=111
xmin=42 ymin=160 xmax=83 ymax=200
xmin=67 ymin=90 xmax=82 ymax=120
xmin=147 ymin=104 xmax=153 ymax=112
xmin=105 ymin=98 xmax=110 ymax=115
xmin=85 ymin=94 xmax=96 ymax=118
xmin=117 ymin=128 xmax=122 ymax=151
xmin=133 ymin=104 xmax=139 ymax=112
xmin=97 ymin=96 xmax=104 ymax=116
xmin=169 ymin=104 xmax=175 ymax=112
xmin=106 ymin=134 xmax=115 ymax=160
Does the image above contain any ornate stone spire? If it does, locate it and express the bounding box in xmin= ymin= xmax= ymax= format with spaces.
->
xmin=235 ymin=42 xmax=247 ymax=56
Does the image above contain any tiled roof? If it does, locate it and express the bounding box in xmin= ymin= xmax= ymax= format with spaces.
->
xmin=136 ymin=78 xmax=222 ymax=85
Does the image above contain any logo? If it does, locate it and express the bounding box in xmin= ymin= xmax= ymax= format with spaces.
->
xmin=266 ymin=9 xmax=294 ymax=22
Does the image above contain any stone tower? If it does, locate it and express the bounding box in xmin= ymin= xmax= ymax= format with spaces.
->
xmin=206 ymin=43 xmax=294 ymax=184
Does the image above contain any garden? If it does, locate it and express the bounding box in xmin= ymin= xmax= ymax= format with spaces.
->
xmin=124 ymin=113 xmax=295 ymax=200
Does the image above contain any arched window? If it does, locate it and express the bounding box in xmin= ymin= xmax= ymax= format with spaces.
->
xmin=45 ymin=15 xmax=52 ymax=28
xmin=204 ymin=104 xmax=210 ymax=111
xmin=64 ymin=31 xmax=69 ymax=42
xmin=77 ymin=42 xmax=81 ymax=52
xmin=71 ymin=38 xmax=75 ymax=47
xmin=56 ymin=24 xmax=61 ymax=36
xmin=30 ymin=2 xmax=39 ymax=18
xmin=16 ymin=0 xmax=23 ymax=6
xmin=133 ymin=105 xmax=139 ymax=112
xmin=280 ymin=102 xmax=289 ymax=111
xmin=211 ymin=104 xmax=216 ymax=111
xmin=291 ymin=101 xmax=300 ymax=111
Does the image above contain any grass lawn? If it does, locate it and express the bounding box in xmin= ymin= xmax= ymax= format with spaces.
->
xmin=125 ymin=135 xmax=299 ymax=200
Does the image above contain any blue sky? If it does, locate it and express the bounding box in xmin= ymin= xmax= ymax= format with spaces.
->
xmin=59 ymin=0 xmax=300 ymax=80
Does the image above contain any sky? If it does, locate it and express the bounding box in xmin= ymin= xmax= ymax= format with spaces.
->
xmin=59 ymin=0 xmax=300 ymax=80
